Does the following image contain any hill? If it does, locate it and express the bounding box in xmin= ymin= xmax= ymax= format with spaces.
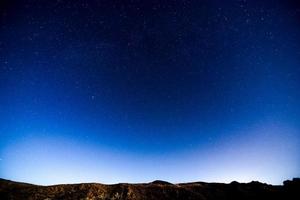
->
xmin=1 ymin=178 xmax=300 ymax=200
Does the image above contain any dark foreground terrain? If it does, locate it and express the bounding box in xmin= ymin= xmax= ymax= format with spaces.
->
xmin=1 ymin=178 xmax=300 ymax=200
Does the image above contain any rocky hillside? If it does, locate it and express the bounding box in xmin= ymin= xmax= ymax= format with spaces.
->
xmin=1 ymin=178 xmax=299 ymax=200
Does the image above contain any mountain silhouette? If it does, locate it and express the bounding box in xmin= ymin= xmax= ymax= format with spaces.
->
xmin=1 ymin=178 xmax=300 ymax=200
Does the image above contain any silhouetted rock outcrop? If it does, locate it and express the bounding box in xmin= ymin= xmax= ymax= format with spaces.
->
xmin=150 ymin=180 xmax=173 ymax=185
xmin=1 ymin=178 xmax=300 ymax=200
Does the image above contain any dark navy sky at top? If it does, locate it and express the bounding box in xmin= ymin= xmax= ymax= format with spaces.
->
xmin=1 ymin=0 xmax=300 ymax=157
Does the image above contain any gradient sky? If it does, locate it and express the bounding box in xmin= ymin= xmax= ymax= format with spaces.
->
xmin=0 ymin=0 xmax=300 ymax=185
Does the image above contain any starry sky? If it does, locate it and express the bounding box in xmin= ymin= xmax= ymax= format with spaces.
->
xmin=0 ymin=0 xmax=300 ymax=185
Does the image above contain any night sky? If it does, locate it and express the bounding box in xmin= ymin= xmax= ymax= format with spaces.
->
xmin=1 ymin=0 xmax=300 ymax=185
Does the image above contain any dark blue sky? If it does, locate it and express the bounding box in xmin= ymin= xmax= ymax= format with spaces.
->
xmin=0 ymin=0 xmax=300 ymax=185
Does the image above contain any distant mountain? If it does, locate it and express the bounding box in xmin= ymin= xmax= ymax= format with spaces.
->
xmin=1 ymin=178 xmax=299 ymax=200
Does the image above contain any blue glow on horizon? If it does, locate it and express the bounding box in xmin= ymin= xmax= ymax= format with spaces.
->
xmin=1 ymin=122 xmax=299 ymax=185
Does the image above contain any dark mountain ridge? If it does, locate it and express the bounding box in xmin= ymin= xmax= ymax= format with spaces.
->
xmin=1 ymin=178 xmax=299 ymax=200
